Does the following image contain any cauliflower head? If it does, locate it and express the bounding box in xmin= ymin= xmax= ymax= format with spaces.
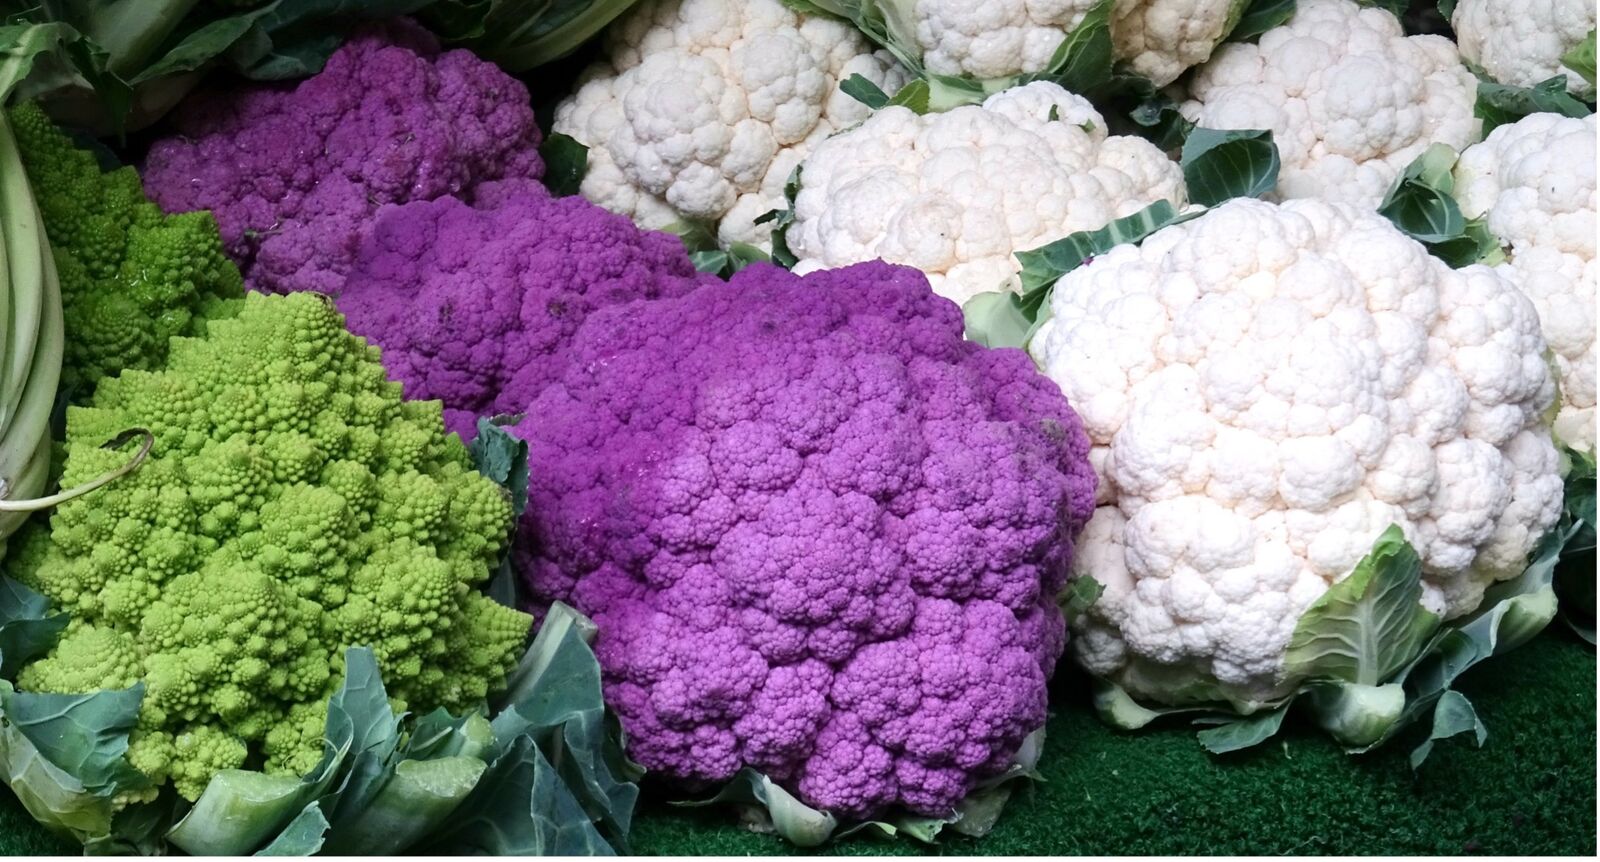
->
xmin=11 ymin=293 xmax=531 ymax=801
xmin=551 ymin=0 xmax=909 ymax=250
xmin=1452 ymin=0 xmax=1596 ymax=99
xmin=515 ymin=261 xmax=1096 ymax=818
xmin=142 ymin=19 xmax=544 ymax=296
xmin=1181 ymin=0 xmax=1481 ymax=207
xmin=902 ymin=0 xmax=1247 ymax=87
xmin=787 ymin=81 xmax=1184 ymax=306
xmin=338 ymin=181 xmax=711 ymax=439
xmin=1454 ymin=112 xmax=1597 ymax=453
xmin=9 ymin=103 xmax=243 ymax=394
xmin=1028 ymin=198 xmax=1564 ymax=708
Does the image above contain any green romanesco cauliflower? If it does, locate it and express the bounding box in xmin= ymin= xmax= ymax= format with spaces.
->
xmin=12 ymin=292 xmax=532 ymax=801
xmin=7 ymin=102 xmax=244 ymax=394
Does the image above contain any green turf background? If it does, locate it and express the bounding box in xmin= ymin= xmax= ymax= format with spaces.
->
xmin=2 ymin=630 xmax=1594 ymax=856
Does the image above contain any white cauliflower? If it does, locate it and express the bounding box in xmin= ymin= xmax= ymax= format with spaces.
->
xmin=1181 ymin=0 xmax=1481 ymax=207
xmin=552 ymin=0 xmax=909 ymax=250
xmin=1454 ymin=112 xmax=1597 ymax=453
xmin=787 ymin=81 xmax=1184 ymax=305
xmin=1029 ymin=197 xmax=1563 ymax=708
xmin=815 ymin=0 xmax=1247 ymax=88
xmin=1452 ymin=0 xmax=1596 ymax=99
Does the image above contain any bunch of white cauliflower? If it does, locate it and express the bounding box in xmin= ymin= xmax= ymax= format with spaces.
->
xmin=557 ymin=0 xmax=1596 ymax=715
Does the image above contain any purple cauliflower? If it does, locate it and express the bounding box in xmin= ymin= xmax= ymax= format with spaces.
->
xmin=337 ymin=181 xmax=712 ymax=438
xmin=514 ymin=261 xmax=1097 ymax=820
xmin=142 ymin=19 xmax=543 ymax=295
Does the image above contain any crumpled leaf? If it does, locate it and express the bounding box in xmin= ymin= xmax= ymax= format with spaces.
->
xmin=674 ymin=727 xmax=1047 ymax=847
xmin=1179 ymin=127 xmax=1281 ymax=206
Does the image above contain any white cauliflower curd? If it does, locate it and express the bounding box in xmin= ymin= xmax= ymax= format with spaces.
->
xmin=787 ymin=81 xmax=1184 ymax=305
xmin=1028 ymin=197 xmax=1564 ymax=708
xmin=1181 ymin=0 xmax=1481 ymax=207
xmin=810 ymin=0 xmax=1248 ymax=87
xmin=552 ymin=0 xmax=909 ymax=250
xmin=1452 ymin=0 xmax=1596 ymax=99
xmin=1454 ymin=112 xmax=1597 ymax=453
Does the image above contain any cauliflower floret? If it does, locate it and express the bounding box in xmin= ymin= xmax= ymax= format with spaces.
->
xmin=787 ymin=80 xmax=1184 ymax=305
xmin=833 ymin=0 xmax=1245 ymax=88
xmin=12 ymin=293 xmax=530 ymax=801
xmin=1452 ymin=0 xmax=1596 ymax=99
xmin=142 ymin=20 xmax=544 ymax=295
xmin=1181 ymin=0 xmax=1481 ymax=207
xmin=8 ymin=103 xmax=243 ymax=393
xmin=337 ymin=182 xmax=712 ymax=438
xmin=552 ymin=0 xmax=909 ymax=250
xmin=516 ymin=261 xmax=1097 ymax=819
xmin=1454 ymin=112 xmax=1598 ymax=453
xmin=1029 ymin=198 xmax=1563 ymax=708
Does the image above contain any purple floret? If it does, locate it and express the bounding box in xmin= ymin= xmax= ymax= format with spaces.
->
xmin=514 ymin=261 xmax=1097 ymax=820
xmin=142 ymin=19 xmax=543 ymax=295
xmin=338 ymin=181 xmax=711 ymax=438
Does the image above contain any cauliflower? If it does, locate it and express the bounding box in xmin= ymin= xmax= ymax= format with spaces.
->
xmin=814 ymin=0 xmax=1247 ymax=87
xmin=1452 ymin=0 xmax=1596 ymax=99
xmin=787 ymin=81 xmax=1184 ymax=305
xmin=10 ymin=293 xmax=531 ymax=800
xmin=1028 ymin=198 xmax=1564 ymax=709
xmin=551 ymin=0 xmax=909 ymax=251
xmin=514 ymin=261 xmax=1097 ymax=819
xmin=141 ymin=20 xmax=544 ymax=295
xmin=1454 ymin=112 xmax=1597 ymax=453
xmin=337 ymin=181 xmax=712 ymax=439
xmin=1181 ymin=0 xmax=1481 ymax=207
xmin=9 ymin=103 xmax=243 ymax=394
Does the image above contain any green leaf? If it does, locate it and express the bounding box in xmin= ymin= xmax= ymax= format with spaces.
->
xmin=1179 ymin=127 xmax=1281 ymax=206
xmin=1301 ymin=681 xmax=1407 ymax=747
xmin=1194 ymin=705 xmax=1288 ymax=754
xmin=0 ymin=577 xmax=67 ymax=678
xmin=167 ymin=771 xmax=316 ymax=855
xmin=320 ymin=649 xmax=403 ymax=833
xmin=222 ymin=0 xmax=439 ymax=80
xmin=430 ymin=603 xmax=638 ymax=854
xmin=426 ymin=0 xmax=643 ymax=72
xmin=1061 ymin=575 xmax=1103 ymax=626
xmin=1013 ymin=198 xmax=1188 ymax=297
xmin=1475 ymin=76 xmax=1592 ymax=135
xmin=1378 ymin=143 xmax=1465 ymax=243
xmin=1129 ymin=91 xmax=1193 ymax=152
xmin=1038 ymin=0 xmax=1114 ymax=95
xmin=1356 ymin=0 xmax=1409 ymax=17
xmin=538 ymin=132 xmax=589 ymax=198
xmin=1408 ymin=689 xmax=1486 ymax=770
xmin=0 ymin=681 xmax=133 ymax=844
xmin=0 ymin=21 xmax=86 ymax=97
xmin=254 ymin=803 xmax=329 ymax=856
xmin=675 ymin=768 xmax=840 ymax=848
xmin=1437 ymin=0 xmax=1457 ymax=19
xmin=840 ymin=72 xmax=889 ymax=109
xmin=961 ymin=290 xmax=1042 ymax=351
xmin=431 ymin=734 xmax=617 ymax=854
xmin=469 ymin=417 xmax=530 ymax=516
xmin=752 ymin=166 xmax=802 ymax=269
xmin=0 ymin=684 xmax=145 ymax=791
xmin=1560 ymin=28 xmax=1596 ymax=87
xmin=1227 ymin=0 xmax=1296 ymax=42
xmin=1285 ymin=526 xmax=1440 ymax=686
xmin=324 ymin=756 xmax=486 ymax=855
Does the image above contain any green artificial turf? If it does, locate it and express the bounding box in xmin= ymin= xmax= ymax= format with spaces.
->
xmin=2 ymin=631 xmax=1595 ymax=856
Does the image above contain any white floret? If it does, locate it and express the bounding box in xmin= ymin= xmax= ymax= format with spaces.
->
xmin=1029 ymin=197 xmax=1562 ymax=707
xmin=787 ymin=81 xmax=1184 ymax=305
xmin=1180 ymin=0 xmax=1481 ymax=207
xmin=1452 ymin=0 xmax=1596 ymax=100
xmin=552 ymin=0 xmax=909 ymax=250
xmin=911 ymin=0 xmax=1244 ymax=87
xmin=1454 ymin=113 xmax=1597 ymax=452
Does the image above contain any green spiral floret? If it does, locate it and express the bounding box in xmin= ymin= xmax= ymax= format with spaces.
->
xmin=13 ymin=293 xmax=529 ymax=801
xmin=7 ymin=102 xmax=244 ymax=394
